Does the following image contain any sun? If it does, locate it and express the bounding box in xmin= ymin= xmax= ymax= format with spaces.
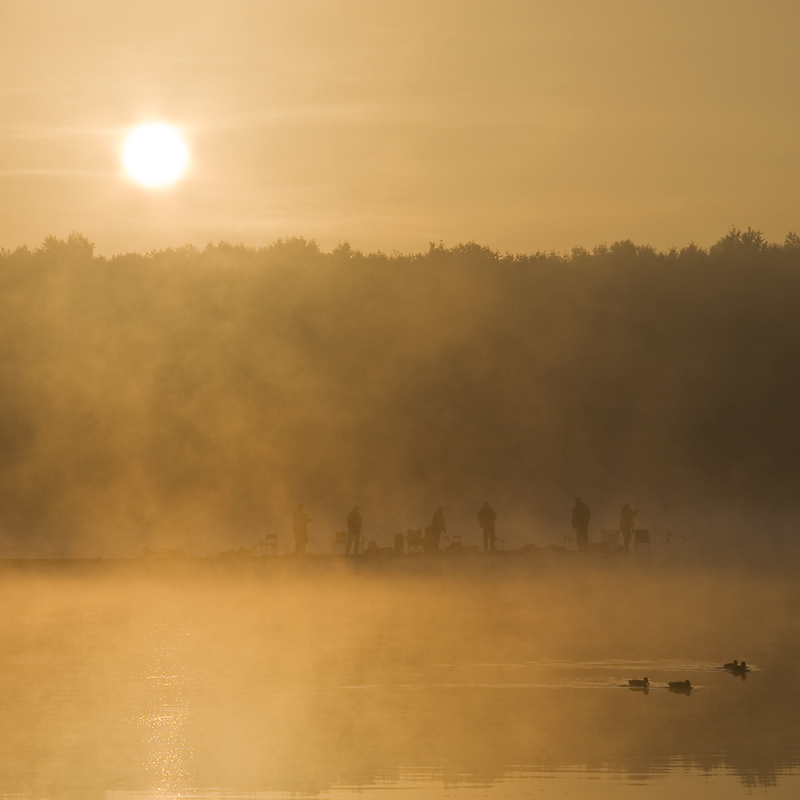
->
xmin=122 ymin=123 xmax=189 ymax=187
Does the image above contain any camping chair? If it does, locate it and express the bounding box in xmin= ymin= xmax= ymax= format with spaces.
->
xmin=333 ymin=531 xmax=347 ymax=554
xmin=406 ymin=528 xmax=424 ymax=553
xmin=634 ymin=529 xmax=651 ymax=553
xmin=264 ymin=533 xmax=278 ymax=556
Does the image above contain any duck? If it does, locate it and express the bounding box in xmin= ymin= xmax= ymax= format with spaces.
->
xmin=668 ymin=680 xmax=692 ymax=693
xmin=628 ymin=677 xmax=649 ymax=688
xmin=731 ymin=661 xmax=750 ymax=674
xmin=722 ymin=660 xmax=739 ymax=670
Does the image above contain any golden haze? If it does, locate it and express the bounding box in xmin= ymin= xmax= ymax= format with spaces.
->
xmin=1 ymin=0 xmax=799 ymax=254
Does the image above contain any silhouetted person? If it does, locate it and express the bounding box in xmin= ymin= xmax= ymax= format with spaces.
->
xmin=478 ymin=501 xmax=497 ymax=551
xmin=572 ymin=497 xmax=591 ymax=551
xmin=426 ymin=506 xmax=446 ymax=551
xmin=620 ymin=503 xmax=638 ymax=551
xmin=293 ymin=504 xmax=311 ymax=555
xmin=345 ymin=505 xmax=362 ymax=555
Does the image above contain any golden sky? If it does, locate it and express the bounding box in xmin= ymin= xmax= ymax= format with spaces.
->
xmin=1 ymin=0 xmax=798 ymax=254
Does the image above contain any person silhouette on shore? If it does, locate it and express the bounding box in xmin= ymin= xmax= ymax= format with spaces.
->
xmin=620 ymin=503 xmax=638 ymax=551
xmin=345 ymin=505 xmax=363 ymax=555
xmin=426 ymin=507 xmax=446 ymax=551
xmin=572 ymin=498 xmax=591 ymax=551
xmin=293 ymin=504 xmax=312 ymax=555
xmin=478 ymin=501 xmax=497 ymax=551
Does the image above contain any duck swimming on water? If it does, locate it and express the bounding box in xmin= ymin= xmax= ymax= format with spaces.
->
xmin=723 ymin=660 xmax=750 ymax=676
xmin=668 ymin=680 xmax=692 ymax=693
xmin=628 ymin=677 xmax=649 ymax=688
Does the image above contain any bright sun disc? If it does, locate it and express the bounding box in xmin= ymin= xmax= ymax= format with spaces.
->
xmin=122 ymin=123 xmax=189 ymax=187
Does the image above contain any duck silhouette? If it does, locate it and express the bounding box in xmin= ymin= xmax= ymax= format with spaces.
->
xmin=668 ymin=680 xmax=692 ymax=694
xmin=628 ymin=677 xmax=649 ymax=688
xmin=722 ymin=660 xmax=739 ymax=670
xmin=731 ymin=661 xmax=750 ymax=677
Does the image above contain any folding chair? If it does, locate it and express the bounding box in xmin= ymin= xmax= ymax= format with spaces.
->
xmin=406 ymin=528 xmax=424 ymax=553
xmin=264 ymin=533 xmax=278 ymax=556
xmin=333 ymin=531 xmax=347 ymax=554
xmin=634 ymin=529 xmax=650 ymax=553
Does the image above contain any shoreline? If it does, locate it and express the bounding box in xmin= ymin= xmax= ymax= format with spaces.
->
xmin=0 ymin=547 xmax=685 ymax=581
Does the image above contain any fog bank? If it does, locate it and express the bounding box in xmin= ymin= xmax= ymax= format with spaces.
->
xmin=1 ymin=228 xmax=799 ymax=558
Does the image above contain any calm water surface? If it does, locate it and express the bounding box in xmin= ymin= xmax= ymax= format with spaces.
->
xmin=1 ymin=558 xmax=798 ymax=799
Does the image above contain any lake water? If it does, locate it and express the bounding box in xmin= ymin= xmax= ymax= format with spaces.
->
xmin=1 ymin=557 xmax=798 ymax=799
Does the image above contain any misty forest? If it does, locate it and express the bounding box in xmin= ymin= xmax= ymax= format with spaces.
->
xmin=2 ymin=228 xmax=800 ymax=558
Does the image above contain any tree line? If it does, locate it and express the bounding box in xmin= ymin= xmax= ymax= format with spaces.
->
xmin=1 ymin=228 xmax=799 ymax=557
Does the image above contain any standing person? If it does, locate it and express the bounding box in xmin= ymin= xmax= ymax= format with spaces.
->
xmin=345 ymin=505 xmax=363 ymax=555
xmin=620 ymin=503 xmax=638 ymax=551
xmin=477 ymin=501 xmax=497 ymax=551
xmin=426 ymin=507 xmax=446 ymax=551
xmin=572 ymin=497 xmax=591 ymax=551
xmin=293 ymin=504 xmax=312 ymax=555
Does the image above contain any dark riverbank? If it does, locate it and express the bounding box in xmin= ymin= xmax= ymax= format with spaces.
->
xmin=0 ymin=543 xmax=752 ymax=582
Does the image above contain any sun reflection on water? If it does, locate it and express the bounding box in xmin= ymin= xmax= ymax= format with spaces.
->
xmin=138 ymin=605 xmax=195 ymax=798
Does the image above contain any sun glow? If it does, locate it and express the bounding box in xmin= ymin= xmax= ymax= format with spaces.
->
xmin=122 ymin=123 xmax=189 ymax=187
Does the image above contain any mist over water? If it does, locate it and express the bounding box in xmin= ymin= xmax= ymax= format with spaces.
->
xmin=1 ymin=560 xmax=799 ymax=799
xmin=2 ymin=230 xmax=800 ymax=797
xmin=3 ymin=2 xmax=800 ymax=797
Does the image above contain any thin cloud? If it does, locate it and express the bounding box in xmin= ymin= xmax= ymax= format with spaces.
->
xmin=0 ymin=125 xmax=127 ymax=140
xmin=0 ymin=169 xmax=116 ymax=178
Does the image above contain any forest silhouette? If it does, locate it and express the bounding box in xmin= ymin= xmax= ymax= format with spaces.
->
xmin=1 ymin=228 xmax=799 ymax=558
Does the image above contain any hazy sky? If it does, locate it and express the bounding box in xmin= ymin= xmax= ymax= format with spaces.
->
xmin=1 ymin=0 xmax=798 ymax=255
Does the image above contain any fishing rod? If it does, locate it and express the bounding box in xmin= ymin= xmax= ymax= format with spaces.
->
xmin=634 ymin=452 xmax=650 ymax=513
xmin=553 ymin=533 xmax=572 ymax=550
xmin=664 ymin=530 xmax=688 ymax=552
